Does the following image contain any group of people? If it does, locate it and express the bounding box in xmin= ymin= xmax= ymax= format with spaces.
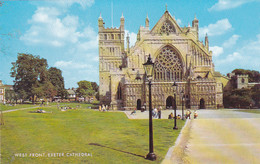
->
xmin=99 ymin=105 xmax=109 ymax=112
xmin=60 ymin=106 xmax=73 ymax=111
xmin=185 ymin=110 xmax=198 ymax=119
xmin=168 ymin=113 xmax=182 ymax=119
xmin=168 ymin=110 xmax=198 ymax=119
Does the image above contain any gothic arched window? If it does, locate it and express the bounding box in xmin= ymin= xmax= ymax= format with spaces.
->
xmin=117 ymin=83 xmax=122 ymax=100
xmin=154 ymin=46 xmax=183 ymax=81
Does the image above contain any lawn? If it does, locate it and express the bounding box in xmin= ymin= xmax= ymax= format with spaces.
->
xmin=235 ymin=109 xmax=260 ymax=114
xmin=0 ymin=102 xmax=97 ymax=112
xmin=1 ymin=104 xmax=185 ymax=164
xmin=0 ymin=104 xmax=39 ymax=112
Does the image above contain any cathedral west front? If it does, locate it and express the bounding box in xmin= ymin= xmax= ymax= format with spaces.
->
xmin=98 ymin=8 xmax=228 ymax=110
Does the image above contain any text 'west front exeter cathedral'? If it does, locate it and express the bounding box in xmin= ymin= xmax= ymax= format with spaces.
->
xmin=98 ymin=9 xmax=229 ymax=110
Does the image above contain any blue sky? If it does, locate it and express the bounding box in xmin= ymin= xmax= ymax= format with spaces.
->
xmin=1 ymin=0 xmax=260 ymax=88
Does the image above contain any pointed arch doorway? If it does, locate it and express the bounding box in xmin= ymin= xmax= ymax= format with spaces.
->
xmin=166 ymin=96 xmax=175 ymax=109
xmin=199 ymin=98 xmax=206 ymax=109
xmin=137 ymin=99 xmax=142 ymax=110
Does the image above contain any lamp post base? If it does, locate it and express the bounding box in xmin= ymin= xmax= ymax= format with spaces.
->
xmin=146 ymin=152 xmax=157 ymax=161
xmin=173 ymin=126 xmax=178 ymax=130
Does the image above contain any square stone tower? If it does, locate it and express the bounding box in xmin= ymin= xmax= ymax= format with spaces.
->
xmin=98 ymin=14 xmax=125 ymax=105
xmin=237 ymin=74 xmax=249 ymax=89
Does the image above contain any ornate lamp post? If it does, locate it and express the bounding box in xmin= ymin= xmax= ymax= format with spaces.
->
xmin=143 ymin=54 xmax=156 ymax=161
xmin=181 ymin=90 xmax=185 ymax=120
xmin=172 ymin=81 xmax=178 ymax=130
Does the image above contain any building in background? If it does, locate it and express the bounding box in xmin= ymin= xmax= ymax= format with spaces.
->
xmin=66 ymin=88 xmax=77 ymax=102
xmin=0 ymin=80 xmax=15 ymax=103
xmin=227 ymin=73 xmax=260 ymax=89
xmin=0 ymin=80 xmax=5 ymax=103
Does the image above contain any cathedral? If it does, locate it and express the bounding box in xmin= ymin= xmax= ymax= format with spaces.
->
xmin=98 ymin=9 xmax=227 ymax=110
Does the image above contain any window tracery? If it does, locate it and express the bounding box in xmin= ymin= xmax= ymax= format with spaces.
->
xmin=160 ymin=21 xmax=176 ymax=35
xmin=154 ymin=46 xmax=183 ymax=81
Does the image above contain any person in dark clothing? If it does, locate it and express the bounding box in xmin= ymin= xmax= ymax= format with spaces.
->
xmin=158 ymin=108 xmax=161 ymax=119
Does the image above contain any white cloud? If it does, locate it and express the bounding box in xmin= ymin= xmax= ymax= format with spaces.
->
xmin=209 ymin=0 xmax=259 ymax=11
xmin=54 ymin=60 xmax=94 ymax=69
xmin=43 ymin=0 xmax=95 ymax=9
xmin=209 ymin=46 xmax=224 ymax=57
xmin=199 ymin=19 xmax=232 ymax=38
xmin=20 ymin=4 xmax=99 ymax=88
xmin=241 ymin=34 xmax=260 ymax=53
xmin=218 ymin=52 xmax=242 ymax=64
xmin=222 ymin=34 xmax=240 ymax=48
xmin=215 ymin=34 xmax=260 ymax=73
xmin=125 ymin=30 xmax=137 ymax=47
xmin=21 ymin=7 xmax=82 ymax=47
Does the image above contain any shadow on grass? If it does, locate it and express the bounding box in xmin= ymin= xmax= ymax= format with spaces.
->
xmin=89 ymin=143 xmax=145 ymax=159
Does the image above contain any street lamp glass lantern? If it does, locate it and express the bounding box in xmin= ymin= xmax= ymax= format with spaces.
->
xmin=143 ymin=54 xmax=154 ymax=78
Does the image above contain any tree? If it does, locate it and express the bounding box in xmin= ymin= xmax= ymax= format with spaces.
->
xmin=223 ymin=88 xmax=253 ymax=108
xmin=232 ymin=69 xmax=260 ymax=82
xmin=76 ymin=80 xmax=95 ymax=102
xmin=11 ymin=53 xmax=49 ymax=103
xmin=251 ymin=84 xmax=260 ymax=107
xmin=95 ymin=90 xmax=99 ymax=100
xmin=48 ymin=67 xmax=66 ymax=99
xmin=91 ymin=82 xmax=99 ymax=92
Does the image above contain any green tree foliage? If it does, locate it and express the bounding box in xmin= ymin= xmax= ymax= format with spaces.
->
xmin=76 ymin=80 xmax=95 ymax=101
xmin=223 ymin=88 xmax=252 ymax=108
xmin=232 ymin=69 xmax=260 ymax=82
xmin=251 ymin=84 xmax=260 ymax=107
xmin=11 ymin=53 xmax=56 ymax=103
xmin=224 ymin=69 xmax=260 ymax=108
xmin=91 ymin=82 xmax=99 ymax=92
xmin=48 ymin=67 xmax=67 ymax=98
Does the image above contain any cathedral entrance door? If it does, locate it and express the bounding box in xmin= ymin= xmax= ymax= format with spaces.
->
xmin=137 ymin=99 xmax=141 ymax=110
xmin=166 ymin=96 xmax=175 ymax=109
xmin=199 ymin=98 xmax=206 ymax=109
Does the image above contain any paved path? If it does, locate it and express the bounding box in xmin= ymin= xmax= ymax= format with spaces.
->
xmin=124 ymin=110 xmax=185 ymax=119
xmin=2 ymin=105 xmax=57 ymax=113
xmin=2 ymin=106 xmax=40 ymax=113
xmin=163 ymin=109 xmax=260 ymax=164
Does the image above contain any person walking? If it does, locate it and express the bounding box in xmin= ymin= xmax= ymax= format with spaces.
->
xmin=158 ymin=108 xmax=161 ymax=119
xmin=188 ymin=110 xmax=191 ymax=119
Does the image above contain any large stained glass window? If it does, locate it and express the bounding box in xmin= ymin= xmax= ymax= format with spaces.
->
xmin=154 ymin=46 xmax=183 ymax=81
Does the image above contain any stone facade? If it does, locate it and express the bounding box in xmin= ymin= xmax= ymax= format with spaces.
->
xmin=237 ymin=74 xmax=249 ymax=89
xmin=99 ymin=10 xmax=225 ymax=110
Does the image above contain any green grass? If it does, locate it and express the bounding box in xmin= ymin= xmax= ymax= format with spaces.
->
xmin=0 ymin=102 xmax=97 ymax=112
xmin=0 ymin=104 xmax=39 ymax=111
xmin=235 ymin=109 xmax=260 ymax=114
xmin=1 ymin=104 xmax=185 ymax=164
